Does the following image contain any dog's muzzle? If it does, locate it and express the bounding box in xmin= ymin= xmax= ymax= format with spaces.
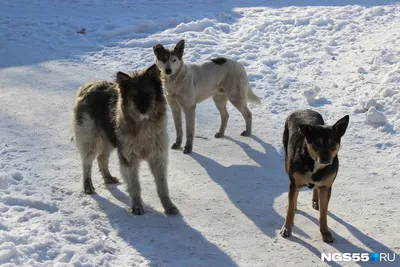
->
xmin=139 ymin=114 xmax=149 ymax=120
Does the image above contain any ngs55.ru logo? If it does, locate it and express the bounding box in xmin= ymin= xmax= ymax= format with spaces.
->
xmin=321 ymin=252 xmax=396 ymax=262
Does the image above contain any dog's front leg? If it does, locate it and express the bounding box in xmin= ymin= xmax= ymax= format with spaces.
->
xmin=319 ymin=186 xmax=334 ymax=243
xmin=183 ymin=105 xmax=196 ymax=154
xmin=119 ymin=156 xmax=144 ymax=215
xmin=280 ymin=182 xmax=299 ymax=238
xmin=148 ymin=155 xmax=179 ymax=215
xmin=168 ymin=98 xmax=183 ymax=149
xmin=312 ymin=188 xmax=319 ymax=210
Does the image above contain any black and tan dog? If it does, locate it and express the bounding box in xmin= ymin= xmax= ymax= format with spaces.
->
xmin=280 ymin=109 xmax=349 ymax=243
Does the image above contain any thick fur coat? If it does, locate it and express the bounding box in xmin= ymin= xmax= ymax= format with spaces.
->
xmin=71 ymin=64 xmax=178 ymax=215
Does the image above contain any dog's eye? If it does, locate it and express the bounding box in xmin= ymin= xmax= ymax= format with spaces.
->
xmin=328 ymin=141 xmax=337 ymax=150
xmin=172 ymin=59 xmax=177 ymax=63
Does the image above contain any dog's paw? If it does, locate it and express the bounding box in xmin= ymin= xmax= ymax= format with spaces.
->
xmin=312 ymin=201 xmax=319 ymax=210
xmin=165 ymin=206 xmax=180 ymax=215
xmin=183 ymin=146 xmax=192 ymax=154
xmin=240 ymin=130 xmax=251 ymax=137
xmin=104 ymin=176 xmax=119 ymax=184
xmin=84 ymin=184 xmax=96 ymax=195
xmin=131 ymin=205 xmax=145 ymax=215
xmin=171 ymin=143 xmax=181 ymax=149
xmin=280 ymin=226 xmax=292 ymax=238
xmin=214 ymin=132 xmax=224 ymax=138
xmin=322 ymin=232 xmax=335 ymax=243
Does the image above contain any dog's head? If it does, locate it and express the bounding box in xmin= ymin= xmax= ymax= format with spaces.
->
xmin=153 ymin=40 xmax=185 ymax=76
xmin=116 ymin=64 xmax=163 ymax=120
xmin=299 ymin=115 xmax=349 ymax=165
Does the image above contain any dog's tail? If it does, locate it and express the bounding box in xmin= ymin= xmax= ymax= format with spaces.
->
xmin=247 ymin=88 xmax=261 ymax=104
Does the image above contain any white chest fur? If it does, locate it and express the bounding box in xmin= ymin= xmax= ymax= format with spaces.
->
xmin=300 ymin=161 xmax=330 ymax=188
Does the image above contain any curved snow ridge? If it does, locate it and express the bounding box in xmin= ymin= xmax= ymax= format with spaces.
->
xmin=97 ymin=16 xmax=193 ymax=40
xmin=124 ymin=37 xmax=181 ymax=48
xmin=169 ymin=18 xmax=231 ymax=34
xmin=0 ymin=172 xmax=24 ymax=190
xmin=0 ymin=196 xmax=58 ymax=213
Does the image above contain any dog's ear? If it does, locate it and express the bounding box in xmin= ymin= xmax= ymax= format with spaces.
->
xmin=333 ymin=115 xmax=349 ymax=137
xmin=174 ymin=40 xmax=185 ymax=59
xmin=145 ymin=64 xmax=160 ymax=79
xmin=116 ymin=71 xmax=131 ymax=84
xmin=299 ymin=124 xmax=315 ymax=141
xmin=153 ymin=44 xmax=165 ymax=57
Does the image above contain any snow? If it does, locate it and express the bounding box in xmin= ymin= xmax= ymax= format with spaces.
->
xmin=1 ymin=0 xmax=400 ymax=266
xmin=366 ymin=107 xmax=388 ymax=125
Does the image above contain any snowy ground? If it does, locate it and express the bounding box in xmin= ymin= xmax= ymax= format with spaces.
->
xmin=1 ymin=0 xmax=400 ymax=266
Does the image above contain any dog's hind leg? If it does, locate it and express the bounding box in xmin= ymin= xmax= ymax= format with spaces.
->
xmin=283 ymin=122 xmax=289 ymax=174
xmin=119 ymin=155 xmax=143 ymax=215
xmin=183 ymin=105 xmax=196 ymax=154
xmin=81 ymin=150 xmax=96 ymax=195
xmin=75 ymin=132 xmax=97 ymax=194
xmin=97 ymin=142 xmax=118 ymax=184
xmin=213 ymin=93 xmax=229 ymax=138
xmin=73 ymin=114 xmax=98 ymax=194
xmin=167 ymin=98 xmax=183 ymax=149
xmin=148 ymin=155 xmax=179 ymax=215
xmin=229 ymin=99 xmax=252 ymax=136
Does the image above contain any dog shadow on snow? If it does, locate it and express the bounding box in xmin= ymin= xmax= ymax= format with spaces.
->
xmin=292 ymin=210 xmax=399 ymax=266
xmin=92 ymin=186 xmax=238 ymax=267
xmin=190 ymin=135 xmax=310 ymax=238
xmin=191 ymin=135 xmax=398 ymax=266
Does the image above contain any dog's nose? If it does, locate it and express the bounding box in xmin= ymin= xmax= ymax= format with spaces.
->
xmin=165 ymin=68 xmax=172 ymax=75
xmin=138 ymin=107 xmax=147 ymax=114
xmin=318 ymin=156 xmax=332 ymax=165
xmin=319 ymin=160 xmax=332 ymax=165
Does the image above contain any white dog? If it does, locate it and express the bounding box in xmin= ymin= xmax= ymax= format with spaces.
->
xmin=153 ymin=40 xmax=261 ymax=154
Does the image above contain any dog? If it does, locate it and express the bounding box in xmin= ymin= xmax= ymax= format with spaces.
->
xmin=71 ymin=64 xmax=179 ymax=215
xmin=280 ymin=109 xmax=349 ymax=242
xmin=153 ymin=40 xmax=261 ymax=154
